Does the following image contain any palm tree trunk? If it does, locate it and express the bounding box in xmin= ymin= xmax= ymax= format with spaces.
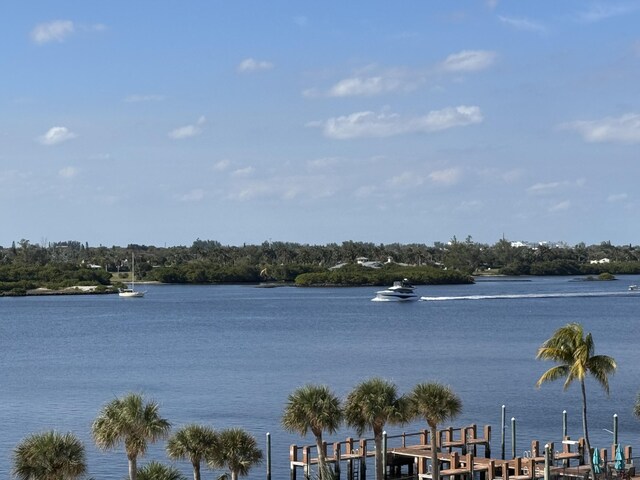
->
xmin=128 ymin=456 xmax=137 ymax=480
xmin=192 ymin=461 xmax=201 ymax=480
xmin=430 ymin=425 xmax=439 ymax=480
xmin=581 ymin=380 xmax=596 ymax=480
xmin=374 ymin=431 xmax=383 ymax=480
xmin=231 ymin=471 xmax=238 ymax=480
xmin=315 ymin=436 xmax=326 ymax=480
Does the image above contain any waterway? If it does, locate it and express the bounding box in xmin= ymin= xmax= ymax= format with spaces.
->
xmin=1 ymin=276 xmax=639 ymax=479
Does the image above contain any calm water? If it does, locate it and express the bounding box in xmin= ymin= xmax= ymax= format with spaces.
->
xmin=1 ymin=276 xmax=639 ymax=479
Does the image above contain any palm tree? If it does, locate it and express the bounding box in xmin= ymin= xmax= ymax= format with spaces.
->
xmin=207 ymin=428 xmax=263 ymax=480
xmin=282 ymin=384 xmax=342 ymax=479
xmin=536 ymin=323 xmax=616 ymax=480
xmin=344 ymin=378 xmax=410 ymax=480
xmin=92 ymin=392 xmax=171 ymax=480
xmin=167 ymin=424 xmax=218 ymax=480
xmin=13 ymin=431 xmax=87 ymax=480
xmin=409 ymin=382 xmax=462 ymax=480
xmin=136 ymin=461 xmax=187 ymax=480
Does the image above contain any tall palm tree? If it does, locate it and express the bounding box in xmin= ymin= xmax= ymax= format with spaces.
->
xmin=13 ymin=431 xmax=87 ymax=480
xmin=344 ymin=378 xmax=410 ymax=480
xmin=536 ymin=323 xmax=616 ymax=480
xmin=282 ymin=384 xmax=342 ymax=479
xmin=136 ymin=461 xmax=187 ymax=480
xmin=409 ymin=382 xmax=462 ymax=480
xmin=207 ymin=428 xmax=263 ymax=480
xmin=167 ymin=424 xmax=218 ymax=480
xmin=92 ymin=393 xmax=171 ymax=480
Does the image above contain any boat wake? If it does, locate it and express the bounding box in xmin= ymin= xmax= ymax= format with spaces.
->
xmin=420 ymin=291 xmax=640 ymax=302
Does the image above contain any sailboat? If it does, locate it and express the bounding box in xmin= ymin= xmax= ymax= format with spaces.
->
xmin=119 ymin=254 xmax=145 ymax=298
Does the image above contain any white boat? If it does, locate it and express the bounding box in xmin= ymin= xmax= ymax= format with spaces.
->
xmin=119 ymin=255 xmax=145 ymax=298
xmin=372 ymin=279 xmax=418 ymax=302
xmin=629 ymin=285 xmax=639 ymax=291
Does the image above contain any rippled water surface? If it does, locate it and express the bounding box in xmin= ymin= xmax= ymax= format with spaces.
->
xmin=1 ymin=276 xmax=639 ymax=479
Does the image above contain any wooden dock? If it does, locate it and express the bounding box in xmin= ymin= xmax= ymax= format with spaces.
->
xmin=288 ymin=424 xmax=635 ymax=480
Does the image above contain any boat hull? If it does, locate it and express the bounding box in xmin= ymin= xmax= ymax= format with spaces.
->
xmin=372 ymin=292 xmax=418 ymax=302
xmin=119 ymin=289 xmax=145 ymax=298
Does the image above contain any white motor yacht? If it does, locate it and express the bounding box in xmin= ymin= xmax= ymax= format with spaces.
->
xmin=372 ymin=279 xmax=418 ymax=302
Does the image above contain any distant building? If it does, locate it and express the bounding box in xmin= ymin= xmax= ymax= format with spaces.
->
xmin=589 ymin=258 xmax=611 ymax=264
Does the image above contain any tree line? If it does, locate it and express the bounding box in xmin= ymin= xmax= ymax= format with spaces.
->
xmin=3 ymin=237 xmax=640 ymax=292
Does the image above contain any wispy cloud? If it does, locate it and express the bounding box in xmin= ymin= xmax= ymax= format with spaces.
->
xmin=607 ymin=193 xmax=628 ymax=203
xmin=549 ymin=200 xmax=571 ymax=212
xmin=429 ymin=167 xmax=463 ymax=186
xmin=560 ymin=113 xmax=640 ymax=144
xmin=30 ymin=21 xmax=106 ymax=45
xmin=58 ymin=166 xmax=78 ymax=179
xmin=31 ymin=20 xmax=74 ymax=44
xmin=177 ymin=189 xmax=205 ymax=202
xmin=38 ymin=126 xmax=77 ymax=145
xmin=389 ymin=171 xmax=424 ymax=189
xmin=237 ymin=58 xmax=274 ymax=73
xmin=231 ymin=166 xmax=255 ymax=177
xmin=307 ymin=157 xmax=340 ymax=170
xmin=439 ymin=50 xmax=498 ymax=72
xmin=124 ymin=94 xmax=165 ymax=103
xmin=575 ymin=3 xmax=640 ymax=23
xmin=498 ymin=15 xmax=546 ymax=34
xmin=168 ymin=116 xmax=206 ymax=140
xmin=213 ymin=159 xmax=231 ymax=171
xmin=327 ymin=75 xmax=407 ymax=97
xmin=527 ymin=179 xmax=585 ymax=195
xmin=316 ymin=106 xmax=483 ymax=139
xmin=310 ymin=50 xmax=496 ymax=98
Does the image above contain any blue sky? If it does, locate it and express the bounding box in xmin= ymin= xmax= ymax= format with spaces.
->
xmin=2 ymin=1 xmax=640 ymax=247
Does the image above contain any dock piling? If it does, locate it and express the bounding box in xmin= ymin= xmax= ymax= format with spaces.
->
xmin=511 ymin=418 xmax=516 ymax=459
xmin=501 ymin=405 xmax=506 ymax=460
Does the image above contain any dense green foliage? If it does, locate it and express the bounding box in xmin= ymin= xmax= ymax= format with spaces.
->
xmin=3 ymin=237 xmax=640 ymax=291
xmin=0 ymin=263 xmax=112 ymax=295
xmin=295 ymin=264 xmax=473 ymax=286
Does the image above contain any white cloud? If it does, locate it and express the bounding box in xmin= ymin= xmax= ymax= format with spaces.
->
xmin=498 ymin=15 xmax=546 ymax=33
xmin=31 ymin=20 xmax=75 ymax=44
xmin=353 ymin=185 xmax=376 ymax=198
xmin=318 ymin=106 xmax=482 ymax=139
xmin=38 ymin=126 xmax=77 ymax=145
xmin=560 ymin=113 xmax=640 ymax=144
xmin=389 ymin=171 xmax=424 ymax=189
xmin=429 ymin=168 xmax=463 ymax=186
xmin=527 ymin=178 xmax=585 ymax=195
xmin=327 ymin=74 xmax=412 ymax=97
xmin=213 ymin=159 xmax=231 ymax=171
xmin=576 ymin=4 xmax=640 ymax=23
xmin=177 ymin=189 xmax=205 ymax=202
xmin=607 ymin=193 xmax=628 ymax=203
xmin=231 ymin=166 xmax=255 ymax=177
xmin=168 ymin=116 xmax=206 ymax=140
xmin=237 ymin=58 xmax=274 ymax=73
xmin=84 ymin=23 xmax=107 ymax=33
xmin=124 ymin=94 xmax=165 ymax=103
xmin=440 ymin=50 xmax=498 ymax=72
xmin=549 ymin=200 xmax=571 ymax=212
xmin=307 ymin=157 xmax=340 ymax=170
xmin=528 ymin=181 xmax=563 ymax=194
xmin=58 ymin=166 xmax=78 ymax=178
